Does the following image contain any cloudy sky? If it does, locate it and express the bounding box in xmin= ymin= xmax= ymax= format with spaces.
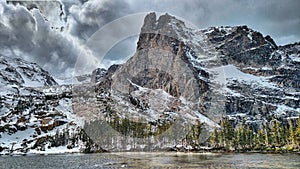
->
xmin=0 ymin=0 xmax=299 ymax=78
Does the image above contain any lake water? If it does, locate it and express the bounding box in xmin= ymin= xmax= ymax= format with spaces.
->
xmin=1 ymin=152 xmax=299 ymax=168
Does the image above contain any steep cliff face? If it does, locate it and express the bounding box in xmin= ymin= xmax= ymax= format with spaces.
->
xmin=203 ymin=25 xmax=278 ymax=66
xmin=110 ymin=13 xmax=213 ymax=122
xmin=110 ymin=13 xmax=299 ymax=124
xmin=202 ymin=27 xmax=299 ymax=126
xmin=112 ymin=13 xmax=209 ymax=102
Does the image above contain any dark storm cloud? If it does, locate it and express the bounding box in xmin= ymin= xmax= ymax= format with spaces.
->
xmin=0 ymin=3 xmax=35 ymax=53
xmin=0 ymin=1 xmax=83 ymax=78
xmin=0 ymin=0 xmax=133 ymax=78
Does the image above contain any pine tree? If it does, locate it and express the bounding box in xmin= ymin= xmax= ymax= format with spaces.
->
xmin=271 ymin=119 xmax=280 ymax=146
xmin=264 ymin=123 xmax=271 ymax=147
xmin=280 ymin=124 xmax=288 ymax=146
xmin=236 ymin=126 xmax=242 ymax=149
xmin=210 ymin=128 xmax=220 ymax=147
xmin=240 ymin=119 xmax=247 ymax=149
xmin=221 ymin=118 xmax=234 ymax=148
xmin=233 ymin=130 xmax=239 ymax=150
xmin=245 ymin=125 xmax=254 ymax=148
xmin=295 ymin=116 xmax=300 ymax=147
xmin=288 ymin=118 xmax=295 ymax=146
xmin=252 ymin=132 xmax=258 ymax=149
xmin=257 ymin=128 xmax=265 ymax=147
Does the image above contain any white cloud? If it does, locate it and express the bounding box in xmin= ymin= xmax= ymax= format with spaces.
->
xmin=0 ymin=1 xmax=89 ymax=78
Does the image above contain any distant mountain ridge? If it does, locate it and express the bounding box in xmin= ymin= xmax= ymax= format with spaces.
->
xmin=0 ymin=56 xmax=102 ymax=155
xmin=0 ymin=55 xmax=57 ymax=96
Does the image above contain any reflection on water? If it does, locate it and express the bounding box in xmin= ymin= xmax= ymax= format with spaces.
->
xmin=1 ymin=152 xmax=299 ymax=169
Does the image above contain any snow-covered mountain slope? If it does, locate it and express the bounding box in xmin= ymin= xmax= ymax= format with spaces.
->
xmin=0 ymin=55 xmax=57 ymax=96
xmin=0 ymin=56 xmax=104 ymax=155
xmin=0 ymin=85 xmax=103 ymax=155
xmin=0 ymin=56 xmax=57 ymax=87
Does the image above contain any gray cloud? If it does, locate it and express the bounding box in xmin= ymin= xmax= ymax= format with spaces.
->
xmin=0 ymin=1 xmax=86 ymax=78
xmin=0 ymin=0 xmax=299 ymax=79
xmin=67 ymin=0 xmax=130 ymax=41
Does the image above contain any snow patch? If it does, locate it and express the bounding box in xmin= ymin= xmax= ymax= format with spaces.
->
xmin=289 ymin=54 xmax=300 ymax=62
xmin=29 ymin=146 xmax=80 ymax=154
xmin=194 ymin=111 xmax=220 ymax=128
xmin=209 ymin=64 xmax=278 ymax=89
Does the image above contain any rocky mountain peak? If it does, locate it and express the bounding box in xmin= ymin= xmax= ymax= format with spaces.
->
xmin=114 ymin=12 xmax=209 ymax=103
xmin=198 ymin=25 xmax=279 ymax=67
xmin=141 ymin=12 xmax=185 ymax=33
xmin=138 ymin=13 xmax=190 ymax=51
xmin=203 ymin=25 xmax=277 ymax=48
xmin=141 ymin=12 xmax=157 ymax=33
xmin=139 ymin=13 xmax=280 ymax=69
xmin=279 ymin=41 xmax=300 ymax=54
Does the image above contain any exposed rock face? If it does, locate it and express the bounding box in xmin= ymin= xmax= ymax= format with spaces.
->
xmin=91 ymin=68 xmax=106 ymax=82
xmin=112 ymin=12 xmax=209 ymax=106
xmin=204 ymin=26 xmax=277 ymax=66
xmin=111 ymin=49 xmax=208 ymax=102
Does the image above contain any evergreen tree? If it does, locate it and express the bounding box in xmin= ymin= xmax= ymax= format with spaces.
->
xmin=221 ymin=118 xmax=234 ymax=148
xmin=209 ymin=117 xmax=299 ymax=152
xmin=233 ymin=130 xmax=239 ymax=150
xmin=295 ymin=116 xmax=300 ymax=147
xmin=264 ymin=123 xmax=271 ymax=147
xmin=280 ymin=125 xmax=288 ymax=146
xmin=271 ymin=119 xmax=281 ymax=146
xmin=236 ymin=126 xmax=242 ymax=149
xmin=210 ymin=128 xmax=220 ymax=147
xmin=257 ymin=128 xmax=265 ymax=147
xmin=288 ymin=118 xmax=295 ymax=146
xmin=245 ymin=125 xmax=253 ymax=148
xmin=252 ymin=132 xmax=258 ymax=149
xmin=239 ymin=119 xmax=247 ymax=149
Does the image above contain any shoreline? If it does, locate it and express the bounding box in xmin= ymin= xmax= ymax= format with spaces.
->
xmin=1 ymin=148 xmax=300 ymax=156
